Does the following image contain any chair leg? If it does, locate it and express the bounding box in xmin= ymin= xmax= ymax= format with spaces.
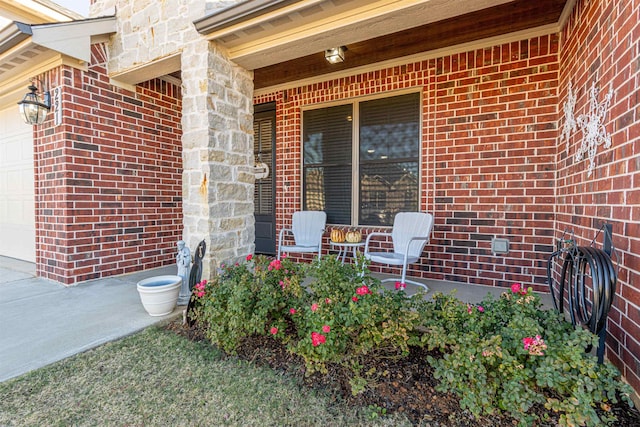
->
xmin=380 ymin=260 xmax=429 ymax=291
xmin=380 ymin=277 xmax=429 ymax=291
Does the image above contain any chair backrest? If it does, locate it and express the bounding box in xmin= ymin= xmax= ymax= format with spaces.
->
xmin=291 ymin=211 xmax=327 ymax=247
xmin=392 ymin=212 xmax=434 ymax=257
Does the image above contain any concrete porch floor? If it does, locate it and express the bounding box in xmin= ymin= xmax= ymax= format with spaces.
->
xmin=374 ymin=273 xmax=553 ymax=309
xmin=0 ymin=255 xmax=552 ymax=383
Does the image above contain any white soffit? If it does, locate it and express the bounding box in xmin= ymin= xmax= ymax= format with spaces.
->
xmin=30 ymin=16 xmax=116 ymax=63
xmin=110 ymin=53 xmax=182 ymax=86
xmin=196 ymin=0 xmax=515 ymax=70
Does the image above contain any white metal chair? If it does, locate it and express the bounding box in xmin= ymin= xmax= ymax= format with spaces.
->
xmin=277 ymin=211 xmax=327 ymax=260
xmin=364 ymin=212 xmax=434 ymax=291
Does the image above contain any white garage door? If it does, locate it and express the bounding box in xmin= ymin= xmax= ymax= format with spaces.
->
xmin=0 ymin=106 xmax=35 ymax=262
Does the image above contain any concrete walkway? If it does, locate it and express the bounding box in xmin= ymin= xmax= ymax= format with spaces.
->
xmin=0 ymin=257 xmax=182 ymax=383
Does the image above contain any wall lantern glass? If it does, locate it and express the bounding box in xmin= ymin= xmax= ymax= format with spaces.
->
xmin=17 ymin=82 xmax=50 ymax=125
xmin=325 ymin=46 xmax=346 ymax=64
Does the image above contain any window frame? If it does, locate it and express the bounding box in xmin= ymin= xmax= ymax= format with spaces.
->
xmin=300 ymin=89 xmax=423 ymax=226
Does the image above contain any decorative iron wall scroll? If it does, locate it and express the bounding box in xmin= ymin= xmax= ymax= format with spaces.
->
xmin=560 ymin=81 xmax=614 ymax=177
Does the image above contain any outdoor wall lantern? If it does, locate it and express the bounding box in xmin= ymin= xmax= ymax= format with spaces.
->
xmin=17 ymin=80 xmax=50 ymax=125
xmin=325 ymin=46 xmax=346 ymax=64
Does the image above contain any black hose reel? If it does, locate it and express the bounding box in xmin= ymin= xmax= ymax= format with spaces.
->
xmin=546 ymin=224 xmax=618 ymax=363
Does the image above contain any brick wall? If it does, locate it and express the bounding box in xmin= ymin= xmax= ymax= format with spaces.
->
xmin=558 ymin=0 xmax=640 ymax=393
xmin=34 ymin=44 xmax=183 ymax=285
xmin=432 ymin=37 xmax=559 ymax=290
xmin=258 ymin=34 xmax=559 ymax=291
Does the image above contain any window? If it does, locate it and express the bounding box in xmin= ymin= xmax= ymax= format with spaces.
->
xmin=303 ymin=92 xmax=420 ymax=226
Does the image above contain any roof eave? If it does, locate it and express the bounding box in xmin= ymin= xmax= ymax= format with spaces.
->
xmin=0 ymin=21 xmax=32 ymax=54
xmin=30 ymin=16 xmax=116 ymax=63
xmin=194 ymin=0 xmax=299 ymax=35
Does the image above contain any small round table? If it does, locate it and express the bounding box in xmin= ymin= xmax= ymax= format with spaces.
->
xmin=330 ymin=241 xmax=365 ymax=265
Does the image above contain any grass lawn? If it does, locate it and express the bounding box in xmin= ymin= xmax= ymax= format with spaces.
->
xmin=0 ymin=327 xmax=409 ymax=426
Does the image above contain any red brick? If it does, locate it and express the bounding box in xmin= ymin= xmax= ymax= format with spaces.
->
xmin=34 ymin=46 xmax=182 ymax=285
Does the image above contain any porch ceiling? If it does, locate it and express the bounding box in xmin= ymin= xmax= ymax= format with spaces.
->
xmin=195 ymin=0 xmax=570 ymax=90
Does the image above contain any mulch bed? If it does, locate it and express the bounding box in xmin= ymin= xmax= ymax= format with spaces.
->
xmin=166 ymin=320 xmax=640 ymax=426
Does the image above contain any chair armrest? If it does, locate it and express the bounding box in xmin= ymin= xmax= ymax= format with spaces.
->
xmin=278 ymin=228 xmax=295 ymax=247
xmin=402 ymin=236 xmax=431 ymax=257
xmin=364 ymin=231 xmax=392 ymax=255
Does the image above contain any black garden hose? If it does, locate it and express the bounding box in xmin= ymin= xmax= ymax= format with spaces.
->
xmin=546 ymin=229 xmax=618 ymax=365
xmin=547 ymin=245 xmax=615 ymax=337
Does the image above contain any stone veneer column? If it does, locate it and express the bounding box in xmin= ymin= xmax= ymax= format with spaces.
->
xmin=181 ymin=40 xmax=255 ymax=279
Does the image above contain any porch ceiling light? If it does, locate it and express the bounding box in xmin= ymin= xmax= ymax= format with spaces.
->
xmin=18 ymin=81 xmax=50 ymax=125
xmin=325 ymin=46 xmax=346 ymax=64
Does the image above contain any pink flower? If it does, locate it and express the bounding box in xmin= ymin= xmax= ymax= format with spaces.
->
xmin=395 ymin=281 xmax=406 ymax=291
xmin=269 ymin=259 xmax=282 ymax=271
xmin=279 ymin=280 xmax=285 ymax=289
xmin=270 ymin=327 xmax=278 ymax=335
xmin=246 ymin=254 xmax=253 ymax=261
xmin=311 ymin=303 xmax=319 ymax=312
xmin=522 ymin=337 xmax=534 ymax=349
xmin=477 ymin=306 xmax=485 ymax=313
xmin=311 ymin=332 xmax=326 ymax=347
xmin=352 ymin=296 xmax=358 ymax=302
xmin=194 ymin=280 xmax=207 ymax=295
xmin=467 ymin=304 xmax=473 ymax=314
xmin=511 ymin=283 xmax=527 ymax=295
xmin=325 ymin=298 xmax=332 ymax=304
xmin=322 ymin=325 xmax=331 ymax=333
xmin=356 ymin=285 xmax=371 ymax=296
xmin=289 ymin=308 xmax=297 ymax=315
xmin=523 ymin=335 xmax=547 ymax=356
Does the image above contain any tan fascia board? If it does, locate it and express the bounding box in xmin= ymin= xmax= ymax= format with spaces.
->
xmin=0 ymin=0 xmax=81 ymax=24
xmin=253 ymin=23 xmax=561 ymax=98
xmin=558 ymin=0 xmax=577 ymax=30
xmin=30 ymin=16 xmax=116 ymax=63
xmin=194 ymin=0 xmax=301 ymax=35
xmin=0 ymin=21 xmax=31 ymax=52
xmin=33 ymin=0 xmax=85 ymax=20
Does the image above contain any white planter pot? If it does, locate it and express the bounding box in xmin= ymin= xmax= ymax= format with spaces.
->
xmin=136 ymin=275 xmax=182 ymax=316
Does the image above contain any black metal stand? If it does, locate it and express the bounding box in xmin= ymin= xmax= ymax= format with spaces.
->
xmin=546 ymin=224 xmax=617 ymax=364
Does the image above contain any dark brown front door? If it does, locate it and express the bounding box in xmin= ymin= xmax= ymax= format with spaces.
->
xmin=253 ymin=102 xmax=276 ymax=255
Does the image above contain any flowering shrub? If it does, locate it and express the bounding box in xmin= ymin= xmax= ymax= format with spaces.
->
xmin=288 ymin=256 xmax=427 ymax=384
xmin=190 ymin=254 xmax=632 ymax=426
xmin=189 ymin=254 xmax=304 ymax=352
xmin=420 ymin=286 xmax=633 ymax=426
